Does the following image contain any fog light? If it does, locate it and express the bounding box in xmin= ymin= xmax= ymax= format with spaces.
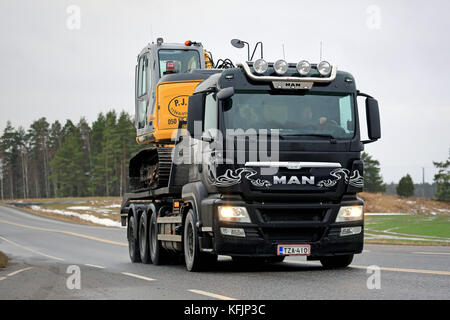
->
xmin=253 ymin=59 xmax=268 ymax=74
xmin=218 ymin=206 xmax=251 ymax=223
xmin=318 ymin=61 xmax=332 ymax=76
xmin=340 ymin=226 xmax=362 ymax=237
xmin=336 ymin=206 xmax=364 ymax=222
xmin=296 ymin=60 xmax=311 ymax=76
xmin=220 ymin=227 xmax=245 ymax=237
xmin=274 ymin=59 xmax=289 ymax=75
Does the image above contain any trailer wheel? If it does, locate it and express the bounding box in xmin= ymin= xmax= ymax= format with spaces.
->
xmin=149 ymin=210 xmax=167 ymax=265
xmin=319 ymin=254 xmax=354 ymax=269
xmin=138 ymin=212 xmax=151 ymax=264
xmin=128 ymin=215 xmax=141 ymax=263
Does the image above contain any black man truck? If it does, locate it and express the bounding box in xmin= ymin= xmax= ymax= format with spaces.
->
xmin=121 ymin=44 xmax=381 ymax=271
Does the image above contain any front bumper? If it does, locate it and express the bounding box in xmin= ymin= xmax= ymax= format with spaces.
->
xmin=200 ymin=195 xmax=364 ymax=257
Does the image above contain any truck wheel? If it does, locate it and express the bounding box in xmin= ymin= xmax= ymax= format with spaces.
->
xmin=149 ymin=210 xmax=167 ymax=265
xmin=138 ymin=212 xmax=151 ymax=264
xmin=320 ymin=254 xmax=354 ymax=269
xmin=183 ymin=209 xmax=204 ymax=272
xmin=128 ymin=215 xmax=141 ymax=263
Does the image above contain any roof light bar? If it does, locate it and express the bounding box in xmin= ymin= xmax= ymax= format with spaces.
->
xmin=238 ymin=61 xmax=337 ymax=83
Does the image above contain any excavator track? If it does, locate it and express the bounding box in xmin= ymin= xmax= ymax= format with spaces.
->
xmin=130 ymin=146 xmax=174 ymax=191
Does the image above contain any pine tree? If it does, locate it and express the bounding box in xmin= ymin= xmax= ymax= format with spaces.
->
xmin=50 ymin=132 xmax=87 ymax=197
xmin=397 ymin=174 xmax=415 ymax=197
xmin=361 ymin=152 xmax=386 ymax=192
xmin=28 ymin=118 xmax=51 ymax=198
xmin=102 ymin=111 xmax=120 ymax=196
xmin=90 ymin=113 xmax=107 ymax=195
xmin=433 ymin=156 xmax=449 ymax=202
xmin=0 ymin=122 xmax=20 ymax=199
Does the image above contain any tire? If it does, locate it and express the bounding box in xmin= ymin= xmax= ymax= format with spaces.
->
xmin=138 ymin=212 xmax=151 ymax=264
xmin=128 ymin=215 xmax=141 ymax=263
xmin=149 ymin=210 xmax=168 ymax=265
xmin=320 ymin=254 xmax=354 ymax=269
xmin=184 ymin=209 xmax=208 ymax=272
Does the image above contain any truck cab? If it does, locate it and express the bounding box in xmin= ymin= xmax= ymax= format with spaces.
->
xmin=179 ymin=59 xmax=381 ymax=269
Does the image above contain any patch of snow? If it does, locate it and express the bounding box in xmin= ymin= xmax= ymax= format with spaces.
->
xmin=30 ymin=205 xmax=121 ymax=227
xmin=66 ymin=206 xmax=113 ymax=214
xmin=406 ymin=201 xmax=416 ymax=204
xmin=67 ymin=206 xmax=96 ymax=210
xmin=104 ymin=204 xmax=121 ymax=209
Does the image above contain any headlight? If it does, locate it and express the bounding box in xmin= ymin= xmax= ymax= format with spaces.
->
xmin=274 ymin=59 xmax=289 ymax=75
xmin=335 ymin=206 xmax=364 ymax=222
xmin=218 ymin=206 xmax=251 ymax=223
xmin=296 ymin=60 xmax=311 ymax=76
xmin=317 ymin=61 xmax=332 ymax=76
xmin=253 ymin=59 xmax=268 ymax=74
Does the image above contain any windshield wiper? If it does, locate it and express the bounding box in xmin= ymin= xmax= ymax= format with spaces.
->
xmin=279 ymin=133 xmax=338 ymax=143
xmin=280 ymin=133 xmax=334 ymax=138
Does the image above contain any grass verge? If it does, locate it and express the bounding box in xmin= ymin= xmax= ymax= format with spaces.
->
xmin=365 ymin=214 xmax=450 ymax=246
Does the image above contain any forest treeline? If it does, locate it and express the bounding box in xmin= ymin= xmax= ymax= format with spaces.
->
xmin=0 ymin=111 xmax=142 ymax=199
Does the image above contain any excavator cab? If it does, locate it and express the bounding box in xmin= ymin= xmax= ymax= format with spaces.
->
xmin=134 ymin=40 xmax=210 ymax=144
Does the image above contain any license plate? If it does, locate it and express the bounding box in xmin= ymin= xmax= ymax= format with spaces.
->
xmin=277 ymin=245 xmax=311 ymax=256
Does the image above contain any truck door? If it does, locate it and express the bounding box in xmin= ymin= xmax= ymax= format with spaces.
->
xmin=135 ymin=54 xmax=152 ymax=130
xmin=202 ymin=92 xmax=219 ymax=180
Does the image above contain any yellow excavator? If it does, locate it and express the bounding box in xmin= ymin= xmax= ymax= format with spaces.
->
xmin=129 ymin=38 xmax=218 ymax=190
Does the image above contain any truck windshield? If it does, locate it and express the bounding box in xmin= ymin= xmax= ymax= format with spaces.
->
xmin=223 ymin=92 xmax=355 ymax=139
xmin=158 ymin=49 xmax=201 ymax=77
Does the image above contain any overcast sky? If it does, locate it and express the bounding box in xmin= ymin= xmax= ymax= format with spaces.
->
xmin=0 ymin=0 xmax=449 ymax=183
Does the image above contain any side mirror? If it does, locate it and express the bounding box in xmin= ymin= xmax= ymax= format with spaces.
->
xmin=187 ymin=93 xmax=204 ymax=138
xmin=217 ymin=87 xmax=235 ymax=100
xmin=365 ymin=97 xmax=381 ymax=142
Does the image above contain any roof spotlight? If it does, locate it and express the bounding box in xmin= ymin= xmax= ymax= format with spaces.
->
xmin=274 ymin=59 xmax=289 ymax=75
xmin=318 ymin=61 xmax=332 ymax=76
xmin=296 ymin=60 xmax=311 ymax=76
xmin=253 ymin=59 xmax=268 ymax=74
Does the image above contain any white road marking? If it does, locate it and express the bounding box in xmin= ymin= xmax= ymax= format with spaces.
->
xmin=121 ymin=272 xmax=155 ymax=281
xmin=0 ymin=218 xmax=127 ymax=247
xmin=0 ymin=236 xmax=65 ymax=261
xmin=188 ymin=289 xmax=237 ymax=300
xmin=84 ymin=264 xmax=105 ymax=269
xmin=363 ymin=250 xmax=371 ymax=253
xmin=7 ymin=267 xmax=33 ymax=277
xmin=284 ymin=259 xmax=450 ymax=276
xmin=0 ymin=276 xmax=6 ymax=281
xmin=412 ymin=252 xmax=450 ymax=256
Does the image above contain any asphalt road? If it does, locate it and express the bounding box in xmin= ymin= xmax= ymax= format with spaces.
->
xmin=0 ymin=205 xmax=449 ymax=300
